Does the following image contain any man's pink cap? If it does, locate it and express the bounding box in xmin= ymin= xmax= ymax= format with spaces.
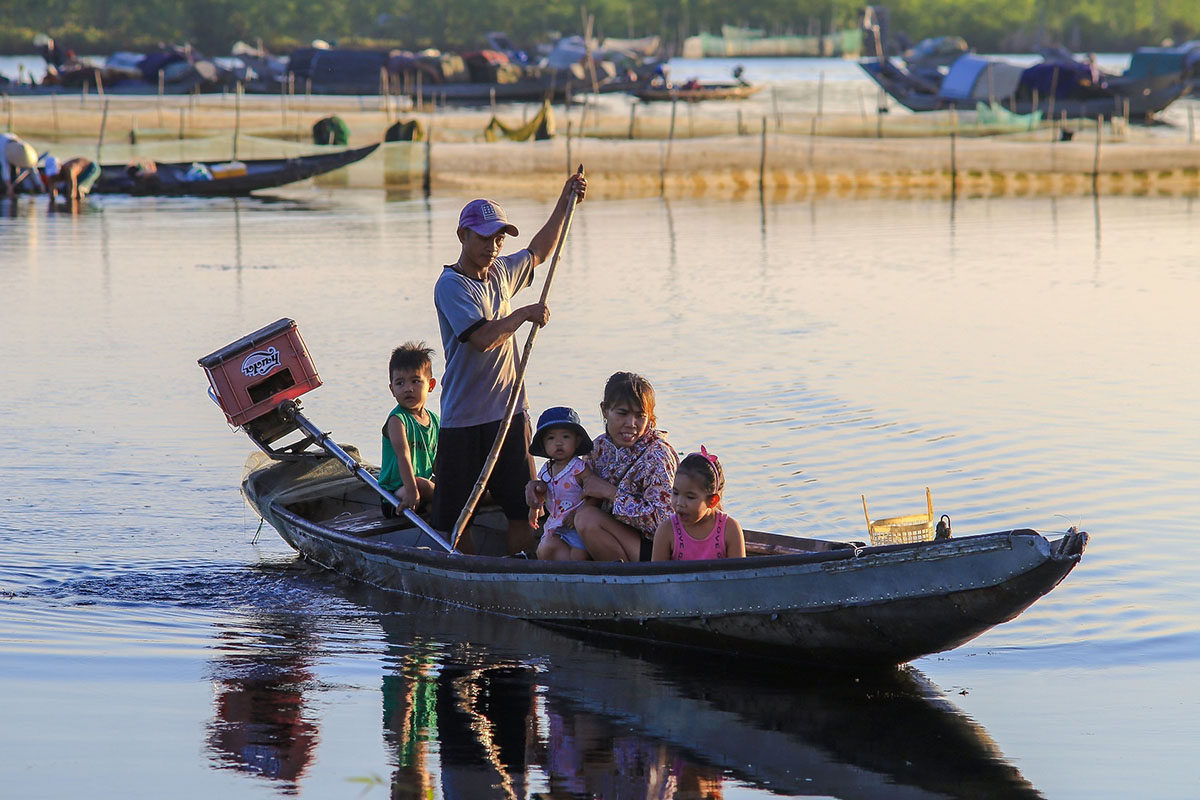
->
xmin=458 ymin=198 xmax=519 ymax=237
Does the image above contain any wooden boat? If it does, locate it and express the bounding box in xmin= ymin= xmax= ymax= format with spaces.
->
xmin=201 ymin=319 xmax=1087 ymax=668
xmin=90 ymin=143 xmax=379 ymax=197
xmin=631 ymin=81 xmax=763 ymax=102
xmin=412 ymin=77 xmax=576 ymax=104
xmin=238 ymin=441 xmax=1087 ymax=667
xmin=861 ymin=50 xmax=1190 ymax=120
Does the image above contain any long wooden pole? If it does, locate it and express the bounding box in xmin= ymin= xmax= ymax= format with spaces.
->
xmin=450 ymin=166 xmax=585 ymax=550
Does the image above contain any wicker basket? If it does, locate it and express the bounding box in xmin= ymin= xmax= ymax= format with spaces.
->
xmin=862 ymin=487 xmax=936 ymax=546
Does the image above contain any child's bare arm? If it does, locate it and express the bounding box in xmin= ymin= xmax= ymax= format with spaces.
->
xmin=725 ymin=517 xmax=747 ymax=558
xmin=650 ymin=519 xmax=673 ymax=561
xmin=526 ymin=479 xmax=548 ymax=528
xmin=386 ymin=416 xmax=420 ymax=510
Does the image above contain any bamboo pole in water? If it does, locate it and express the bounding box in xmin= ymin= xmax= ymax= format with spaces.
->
xmin=950 ymin=130 xmax=957 ymax=187
xmin=1047 ymin=66 xmax=1059 ymax=130
xmin=815 ymin=71 xmax=825 ymax=134
xmin=1093 ymin=116 xmax=1102 ymax=189
xmin=233 ymin=82 xmax=242 ymax=161
xmin=660 ymin=96 xmax=678 ymax=195
xmin=759 ymin=116 xmax=767 ymax=190
xmin=96 ymin=99 xmax=109 ymax=161
xmin=423 ymin=118 xmax=433 ymax=196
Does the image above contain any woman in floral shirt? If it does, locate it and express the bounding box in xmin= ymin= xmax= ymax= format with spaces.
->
xmin=575 ymin=372 xmax=679 ymax=561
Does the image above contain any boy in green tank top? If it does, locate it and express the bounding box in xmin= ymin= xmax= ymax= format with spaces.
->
xmin=379 ymin=342 xmax=440 ymax=516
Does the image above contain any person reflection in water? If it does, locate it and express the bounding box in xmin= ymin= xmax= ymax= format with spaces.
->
xmin=420 ymin=659 xmax=537 ymax=798
xmin=536 ymin=694 xmax=724 ymax=799
xmin=205 ymin=617 xmax=319 ymax=791
xmin=381 ymin=644 xmax=438 ymax=799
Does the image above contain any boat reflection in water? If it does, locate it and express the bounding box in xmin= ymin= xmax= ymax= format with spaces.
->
xmin=205 ymin=574 xmax=1043 ymax=799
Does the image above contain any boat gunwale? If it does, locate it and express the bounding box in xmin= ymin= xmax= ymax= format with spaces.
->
xmin=268 ymin=497 xmax=1063 ymax=580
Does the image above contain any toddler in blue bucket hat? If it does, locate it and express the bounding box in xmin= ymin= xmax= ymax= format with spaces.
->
xmin=527 ymin=406 xmax=593 ymax=561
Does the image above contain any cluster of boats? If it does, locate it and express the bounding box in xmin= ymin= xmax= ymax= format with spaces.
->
xmin=862 ymin=35 xmax=1200 ymax=120
xmin=5 ymin=32 xmax=764 ymax=105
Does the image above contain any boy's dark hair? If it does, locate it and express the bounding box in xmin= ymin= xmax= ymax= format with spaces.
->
xmin=389 ymin=341 xmax=435 ymax=378
xmin=601 ymin=372 xmax=657 ymax=427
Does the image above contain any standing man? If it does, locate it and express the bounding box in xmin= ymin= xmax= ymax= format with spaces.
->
xmin=432 ymin=173 xmax=586 ymax=554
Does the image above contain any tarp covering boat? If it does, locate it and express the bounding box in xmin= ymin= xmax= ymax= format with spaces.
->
xmin=938 ymin=55 xmax=1024 ymax=101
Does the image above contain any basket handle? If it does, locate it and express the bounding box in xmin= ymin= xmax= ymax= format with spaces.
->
xmin=862 ymin=494 xmax=871 ymax=526
xmin=926 ymin=487 xmax=933 ymax=521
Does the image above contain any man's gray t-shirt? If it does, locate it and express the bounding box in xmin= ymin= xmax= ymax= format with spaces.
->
xmin=434 ymin=250 xmax=535 ymax=428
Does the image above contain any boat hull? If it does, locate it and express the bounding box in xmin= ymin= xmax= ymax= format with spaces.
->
xmin=91 ymin=142 xmax=379 ymax=196
xmin=632 ymin=84 xmax=763 ymax=102
xmin=860 ymin=58 xmax=1187 ymax=119
xmin=242 ymin=453 xmax=1086 ymax=667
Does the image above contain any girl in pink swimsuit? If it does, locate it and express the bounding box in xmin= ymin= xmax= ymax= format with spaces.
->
xmin=651 ymin=447 xmax=746 ymax=562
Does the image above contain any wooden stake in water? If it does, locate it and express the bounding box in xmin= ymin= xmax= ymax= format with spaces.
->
xmin=96 ymin=99 xmax=109 ymax=161
xmin=1047 ymin=66 xmax=1059 ymax=127
xmin=179 ymin=107 xmax=186 ymax=140
xmin=51 ymin=92 xmax=59 ymax=136
xmin=950 ymin=130 xmax=957 ymax=187
xmin=815 ymin=71 xmax=825 ymax=135
xmin=157 ymin=71 xmax=165 ymax=127
xmin=233 ymin=82 xmax=242 ymax=161
xmin=877 ymin=88 xmax=884 ymax=138
xmin=423 ymin=121 xmax=433 ymax=195
xmin=1093 ymin=116 xmax=1102 ymax=188
xmin=5 ymin=92 xmax=13 ymax=132
xmin=660 ymin=96 xmax=678 ymax=195
xmin=1189 ymin=106 xmax=1195 ymax=144
xmin=759 ymin=116 xmax=768 ymax=191
xmin=628 ymin=101 xmax=637 ymax=139
xmin=808 ymin=114 xmax=818 ymax=168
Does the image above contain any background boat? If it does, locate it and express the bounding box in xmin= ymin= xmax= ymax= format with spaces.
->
xmin=91 ymin=142 xmax=379 ymax=196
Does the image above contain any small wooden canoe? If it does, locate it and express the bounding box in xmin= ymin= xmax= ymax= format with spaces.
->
xmin=90 ymin=142 xmax=379 ymax=197
xmin=241 ymin=447 xmax=1088 ymax=667
xmin=631 ymin=82 xmax=763 ymax=102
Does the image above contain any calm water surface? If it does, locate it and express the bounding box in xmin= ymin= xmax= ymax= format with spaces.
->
xmin=1 ymin=185 xmax=1198 ymax=799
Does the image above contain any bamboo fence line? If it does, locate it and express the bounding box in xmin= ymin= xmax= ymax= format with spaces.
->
xmin=7 ymin=93 xmax=1200 ymax=198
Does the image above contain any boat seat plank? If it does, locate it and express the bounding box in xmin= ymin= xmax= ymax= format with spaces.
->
xmin=322 ymin=509 xmax=412 ymax=537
